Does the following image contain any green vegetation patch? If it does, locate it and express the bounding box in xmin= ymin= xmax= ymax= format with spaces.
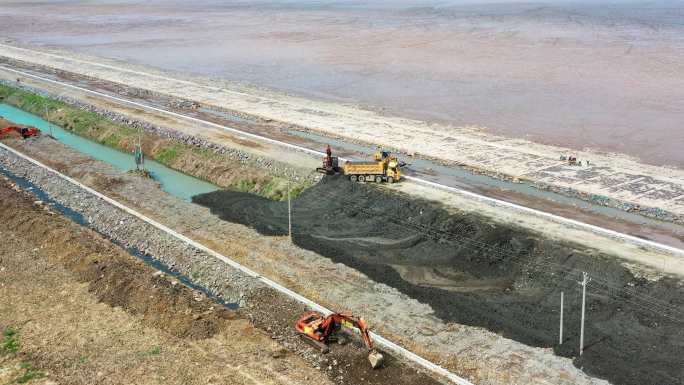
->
xmin=154 ymin=144 xmax=184 ymax=164
xmin=231 ymin=176 xmax=310 ymax=201
xmin=1 ymin=327 xmax=19 ymax=355
xmin=235 ymin=177 xmax=257 ymax=193
xmin=15 ymin=362 xmax=44 ymax=384
xmin=137 ymin=346 xmax=162 ymax=358
xmin=0 ymin=84 xmax=66 ymax=117
xmin=0 ymin=327 xmax=44 ymax=383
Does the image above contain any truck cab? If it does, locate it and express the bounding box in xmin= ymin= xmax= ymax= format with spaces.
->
xmin=384 ymin=156 xmax=401 ymax=182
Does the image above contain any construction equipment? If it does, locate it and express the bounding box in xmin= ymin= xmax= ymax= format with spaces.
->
xmin=316 ymin=144 xmax=342 ymax=175
xmin=0 ymin=126 xmax=40 ymax=139
xmin=295 ymin=311 xmax=385 ymax=369
xmin=316 ymin=145 xmax=403 ymax=183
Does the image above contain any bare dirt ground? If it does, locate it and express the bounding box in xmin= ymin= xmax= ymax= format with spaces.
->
xmin=0 ymin=178 xmax=333 ymax=385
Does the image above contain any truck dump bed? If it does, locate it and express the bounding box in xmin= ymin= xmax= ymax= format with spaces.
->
xmin=344 ymin=161 xmax=385 ymax=175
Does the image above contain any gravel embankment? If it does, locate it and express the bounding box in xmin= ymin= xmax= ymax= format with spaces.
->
xmin=0 ymin=147 xmax=258 ymax=302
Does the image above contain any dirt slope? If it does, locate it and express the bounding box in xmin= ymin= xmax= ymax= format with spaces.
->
xmin=193 ymin=175 xmax=684 ymax=385
xmin=0 ymin=178 xmax=332 ymax=385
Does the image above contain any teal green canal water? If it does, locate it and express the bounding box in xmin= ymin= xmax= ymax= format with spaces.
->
xmin=0 ymin=104 xmax=218 ymax=201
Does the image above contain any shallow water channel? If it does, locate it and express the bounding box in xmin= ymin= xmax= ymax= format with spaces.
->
xmin=0 ymin=103 xmax=237 ymax=308
xmin=0 ymin=103 xmax=218 ymax=201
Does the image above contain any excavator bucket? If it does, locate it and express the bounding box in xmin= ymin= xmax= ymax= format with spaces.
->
xmin=368 ymin=350 xmax=384 ymax=369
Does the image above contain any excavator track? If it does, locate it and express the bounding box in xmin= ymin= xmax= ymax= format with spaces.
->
xmin=297 ymin=333 xmax=330 ymax=353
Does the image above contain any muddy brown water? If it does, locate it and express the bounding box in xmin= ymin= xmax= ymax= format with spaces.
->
xmin=2 ymin=1 xmax=684 ymax=167
xmin=193 ymin=175 xmax=684 ymax=385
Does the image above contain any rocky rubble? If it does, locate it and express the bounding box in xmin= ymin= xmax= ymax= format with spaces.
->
xmin=0 ymin=151 xmax=258 ymax=303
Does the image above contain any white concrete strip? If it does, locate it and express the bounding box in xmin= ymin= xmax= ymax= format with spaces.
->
xmin=0 ymin=142 xmax=475 ymax=385
xmin=3 ymin=65 xmax=684 ymax=260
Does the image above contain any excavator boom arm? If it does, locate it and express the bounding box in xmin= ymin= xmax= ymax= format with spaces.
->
xmin=330 ymin=313 xmax=374 ymax=350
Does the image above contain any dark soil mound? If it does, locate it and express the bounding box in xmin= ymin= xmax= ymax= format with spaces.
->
xmin=193 ymin=175 xmax=684 ymax=385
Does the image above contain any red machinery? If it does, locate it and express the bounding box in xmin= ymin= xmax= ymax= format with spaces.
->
xmin=316 ymin=144 xmax=341 ymax=175
xmin=295 ymin=311 xmax=384 ymax=368
xmin=0 ymin=126 xmax=40 ymax=139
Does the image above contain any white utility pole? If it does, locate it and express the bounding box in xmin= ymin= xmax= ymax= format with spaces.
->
xmin=578 ymin=272 xmax=591 ymax=356
xmin=559 ymin=291 xmax=564 ymax=345
xmin=287 ymin=180 xmax=292 ymax=241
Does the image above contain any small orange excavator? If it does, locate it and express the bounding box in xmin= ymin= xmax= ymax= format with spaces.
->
xmin=0 ymin=126 xmax=40 ymax=139
xmin=295 ymin=311 xmax=385 ymax=369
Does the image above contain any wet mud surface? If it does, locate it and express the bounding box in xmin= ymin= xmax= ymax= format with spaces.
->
xmin=194 ymin=175 xmax=684 ymax=385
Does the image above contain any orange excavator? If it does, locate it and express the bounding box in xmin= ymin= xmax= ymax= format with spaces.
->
xmin=0 ymin=126 xmax=40 ymax=139
xmin=295 ymin=311 xmax=385 ymax=369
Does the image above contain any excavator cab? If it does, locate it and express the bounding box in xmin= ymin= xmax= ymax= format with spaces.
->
xmin=373 ymin=147 xmax=389 ymax=162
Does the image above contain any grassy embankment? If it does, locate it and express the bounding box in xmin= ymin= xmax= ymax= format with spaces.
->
xmin=0 ymin=84 xmax=310 ymax=200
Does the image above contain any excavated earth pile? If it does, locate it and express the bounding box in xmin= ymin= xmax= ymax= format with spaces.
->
xmin=0 ymin=147 xmax=443 ymax=385
xmin=194 ymin=175 xmax=684 ymax=385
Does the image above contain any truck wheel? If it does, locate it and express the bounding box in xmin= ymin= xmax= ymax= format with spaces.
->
xmin=387 ymin=176 xmax=394 ymax=184
xmin=358 ymin=175 xmax=366 ymax=183
xmin=375 ymin=176 xmax=382 ymax=183
xmin=350 ymin=175 xmax=358 ymax=182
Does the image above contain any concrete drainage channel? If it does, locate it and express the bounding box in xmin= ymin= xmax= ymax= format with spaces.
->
xmin=0 ymin=141 xmax=475 ymax=385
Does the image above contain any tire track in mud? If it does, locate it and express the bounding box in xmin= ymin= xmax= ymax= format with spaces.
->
xmin=193 ymin=175 xmax=684 ymax=385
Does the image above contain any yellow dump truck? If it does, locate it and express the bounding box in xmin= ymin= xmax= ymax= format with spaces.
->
xmin=343 ymin=154 xmax=402 ymax=183
xmin=316 ymin=146 xmax=403 ymax=183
